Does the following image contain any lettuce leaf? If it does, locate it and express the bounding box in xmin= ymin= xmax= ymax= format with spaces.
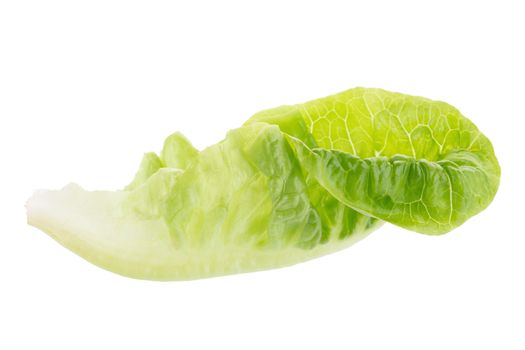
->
xmin=26 ymin=88 xmax=499 ymax=280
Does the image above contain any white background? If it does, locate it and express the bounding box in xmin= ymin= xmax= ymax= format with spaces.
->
xmin=1 ymin=1 xmax=524 ymax=349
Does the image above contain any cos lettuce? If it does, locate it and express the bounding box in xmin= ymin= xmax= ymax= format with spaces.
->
xmin=26 ymin=88 xmax=500 ymax=280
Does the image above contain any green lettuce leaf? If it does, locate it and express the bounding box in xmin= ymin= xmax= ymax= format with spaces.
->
xmin=26 ymin=88 xmax=499 ymax=280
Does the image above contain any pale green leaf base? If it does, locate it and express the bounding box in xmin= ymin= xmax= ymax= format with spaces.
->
xmin=27 ymin=184 xmax=381 ymax=280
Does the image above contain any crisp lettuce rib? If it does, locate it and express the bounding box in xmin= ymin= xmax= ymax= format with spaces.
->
xmin=26 ymin=88 xmax=499 ymax=280
xmin=27 ymin=123 xmax=379 ymax=280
